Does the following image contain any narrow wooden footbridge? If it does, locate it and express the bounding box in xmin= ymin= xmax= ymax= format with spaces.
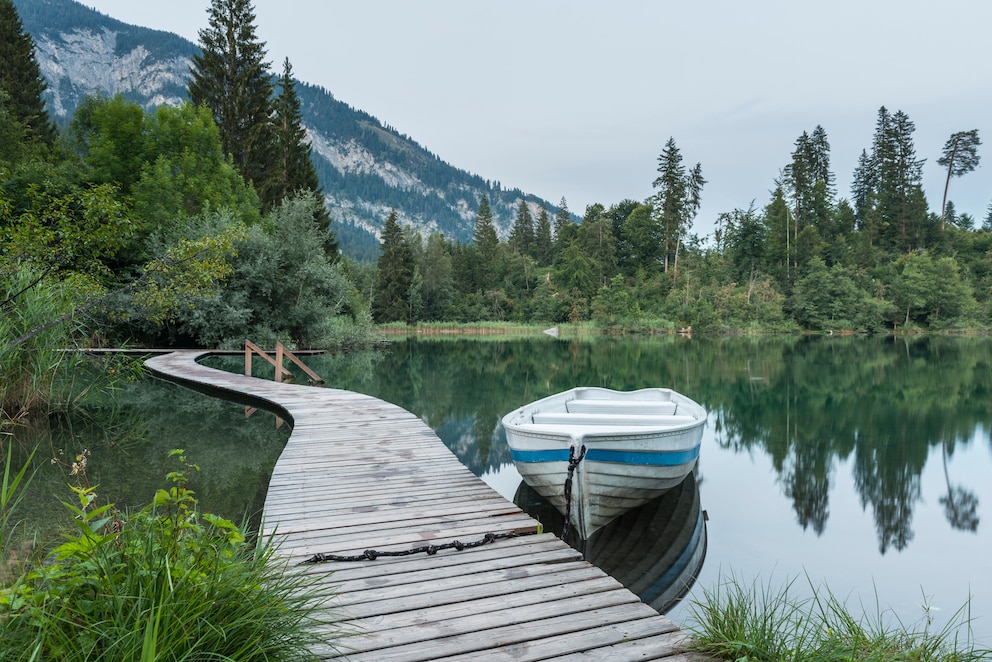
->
xmin=144 ymin=350 xmax=710 ymax=661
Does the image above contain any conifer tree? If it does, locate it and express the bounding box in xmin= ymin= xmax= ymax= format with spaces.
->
xmin=650 ymin=137 xmax=704 ymax=274
xmin=471 ymin=194 xmax=500 ymax=290
xmin=0 ymin=0 xmax=56 ymax=145
xmin=272 ymin=57 xmax=338 ymax=258
xmin=553 ymin=197 xmax=572 ymax=237
xmin=273 ymin=58 xmax=320 ymax=199
xmin=533 ymin=203 xmax=553 ymax=266
xmin=552 ymin=197 xmax=576 ymax=260
xmin=850 ymin=149 xmax=877 ymax=231
xmin=784 ymin=126 xmax=834 ymax=233
xmin=189 ymin=0 xmax=278 ymax=209
xmin=853 ymin=107 xmax=929 ymax=253
xmin=508 ymin=200 xmax=534 ymax=256
xmin=372 ymin=209 xmax=413 ymax=323
xmin=937 ymin=129 xmax=981 ymax=230
xmin=878 ymin=109 xmax=928 ymax=252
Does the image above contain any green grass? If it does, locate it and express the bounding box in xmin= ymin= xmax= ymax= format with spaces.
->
xmin=686 ymin=571 xmax=992 ymax=661
xmin=0 ymin=449 xmax=341 ymax=661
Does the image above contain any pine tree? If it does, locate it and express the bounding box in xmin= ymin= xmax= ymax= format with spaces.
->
xmin=0 ymin=0 xmax=56 ymax=145
xmin=471 ymin=194 xmax=500 ymax=290
xmin=850 ymin=149 xmax=877 ymax=231
xmin=272 ymin=57 xmax=338 ymax=259
xmin=508 ymin=200 xmax=534 ymax=257
xmin=882 ymin=110 xmax=928 ymax=252
xmin=854 ymin=107 xmax=930 ymax=253
xmin=650 ymin=138 xmax=704 ymax=274
xmin=553 ymin=197 xmax=571 ymax=237
xmin=273 ymin=58 xmax=319 ymax=198
xmin=533 ymin=203 xmax=553 ymax=266
xmin=937 ymin=129 xmax=981 ymax=230
xmin=783 ymin=126 xmax=834 ymax=233
xmin=372 ymin=209 xmax=413 ymax=323
xmin=189 ymin=0 xmax=278 ymax=209
xmin=552 ymin=197 xmax=575 ymax=260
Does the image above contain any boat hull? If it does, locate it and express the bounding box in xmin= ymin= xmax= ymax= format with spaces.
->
xmin=502 ymin=387 xmax=706 ymax=538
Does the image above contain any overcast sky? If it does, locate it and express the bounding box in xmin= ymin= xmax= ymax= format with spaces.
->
xmin=84 ymin=1 xmax=992 ymax=238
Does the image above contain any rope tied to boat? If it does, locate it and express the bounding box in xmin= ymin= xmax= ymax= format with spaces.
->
xmin=297 ymin=531 xmax=524 ymax=564
xmin=560 ymin=444 xmax=587 ymax=540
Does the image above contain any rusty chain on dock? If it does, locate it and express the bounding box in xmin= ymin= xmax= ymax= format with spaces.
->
xmin=298 ymin=531 xmax=527 ymax=564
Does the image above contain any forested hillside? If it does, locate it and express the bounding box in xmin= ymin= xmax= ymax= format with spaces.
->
xmin=12 ymin=0 xmax=567 ymax=257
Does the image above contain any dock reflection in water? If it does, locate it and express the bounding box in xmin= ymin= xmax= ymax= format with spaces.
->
xmin=514 ymin=471 xmax=707 ymax=616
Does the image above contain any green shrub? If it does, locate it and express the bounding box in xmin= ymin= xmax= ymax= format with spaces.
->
xmin=0 ymin=450 xmax=338 ymax=661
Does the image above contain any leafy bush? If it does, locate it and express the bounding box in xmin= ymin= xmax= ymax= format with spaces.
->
xmin=0 ymin=450 xmax=336 ymax=661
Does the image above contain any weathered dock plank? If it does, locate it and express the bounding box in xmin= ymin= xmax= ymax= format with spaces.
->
xmin=143 ymin=350 xmax=708 ymax=661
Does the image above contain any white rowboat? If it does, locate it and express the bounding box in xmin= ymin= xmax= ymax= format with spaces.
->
xmin=501 ymin=387 xmax=706 ymax=539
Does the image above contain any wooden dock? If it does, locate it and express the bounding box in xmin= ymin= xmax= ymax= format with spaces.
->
xmin=144 ymin=350 xmax=709 ymax=661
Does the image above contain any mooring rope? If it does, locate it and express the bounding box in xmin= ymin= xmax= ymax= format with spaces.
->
xmin=298 ymin=531 xmax=525 ymax=564
xmin=560 ymin=444 xmax=587 ymax=540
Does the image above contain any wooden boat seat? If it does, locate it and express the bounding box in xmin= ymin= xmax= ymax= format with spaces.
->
xmin=530 ymin=412 xmax=697 ymax=427
xmin=566 ymin=399 xmax=678 ymax=415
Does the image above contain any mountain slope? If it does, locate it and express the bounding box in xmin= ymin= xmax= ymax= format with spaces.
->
xmin=14 ymin=0 xmax=568 ymax=260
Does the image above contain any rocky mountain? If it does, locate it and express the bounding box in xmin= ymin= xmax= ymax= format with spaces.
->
xmin=14 ymin=0 xmax=568 ymax=260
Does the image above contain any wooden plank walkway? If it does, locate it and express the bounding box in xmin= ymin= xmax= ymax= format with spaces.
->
xmin=144 ymin=350 xmax=710 ymax=661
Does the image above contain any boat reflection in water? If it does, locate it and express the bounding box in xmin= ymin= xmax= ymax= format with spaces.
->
xmin=514 ymin=471 xmax=707 ymax=615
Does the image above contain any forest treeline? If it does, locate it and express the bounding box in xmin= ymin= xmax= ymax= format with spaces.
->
xmin=372 ymin=119 xmax=992 ymax=333
xmin=3 ymin=0 xmax=992 ymax=418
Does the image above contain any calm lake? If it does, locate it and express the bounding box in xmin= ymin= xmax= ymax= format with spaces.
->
xmin=9 ymin=334 xmax=992 ymax=644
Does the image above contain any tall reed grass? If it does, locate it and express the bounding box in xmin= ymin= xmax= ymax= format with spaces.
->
xmin=686 ymin=571 xmax=992 ymax=661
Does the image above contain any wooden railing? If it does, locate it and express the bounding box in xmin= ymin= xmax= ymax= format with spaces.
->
xmin=244 ymin=340 xmax=324 ymax=426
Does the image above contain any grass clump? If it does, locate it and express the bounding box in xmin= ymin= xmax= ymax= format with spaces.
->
xmin=686 ymin=571 xmax=991 ymax=661
xmin=0 ymin=449 xmax=337 ymax=661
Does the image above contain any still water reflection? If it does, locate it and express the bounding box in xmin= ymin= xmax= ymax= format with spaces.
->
xmin=287 ymin=335 xmax=992 ymax=643
xmin=10 ymin=335 xmax=989 ymax=644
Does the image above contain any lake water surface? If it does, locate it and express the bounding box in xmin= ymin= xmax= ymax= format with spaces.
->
xmin=292 ymin=334 xmax=992 ymax=644
xmin=9 ymin=335 xmax=992 ymax=645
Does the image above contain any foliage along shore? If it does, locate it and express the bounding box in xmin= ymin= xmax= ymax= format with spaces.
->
xmin=5 ymin=0 xmax=992 ymax=424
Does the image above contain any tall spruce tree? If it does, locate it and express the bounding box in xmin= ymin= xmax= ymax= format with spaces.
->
xmin=273 ymin=58 xmax=320 ymax=199
xmin=471 ymin=194 xmax=500 ymax=290
xmin=533 ymin=202 xmax=553 ymax=266
xmin=879 ymin=109 xmax=928 ymax=252
xmin=553 ymin=197 xmax=571 ymax=237
xmin=783 ymin=126 xmax=834 ymax=232
xmin=853 ymin=107 xmax=929 ymax=253
xmin=508 ymin=200 xmax=534 ymax=256
xmin=851 ymin=149 xmax=877 ymax=232
xmin=189 ymin=0 xmax=278 ymax=209
xmin=372 ymin=209 xmax=413 ymax=323
xmin=650 ymin=137 xmax=704 ymax=274
xmin=0 ymin=0 xmax=56 ymax=145
xmin=272 ymin=57 xmax=338 ymax=258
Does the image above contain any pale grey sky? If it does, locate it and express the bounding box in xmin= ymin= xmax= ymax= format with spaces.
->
xmin=84 ymin=1 xmax=992 ymax=237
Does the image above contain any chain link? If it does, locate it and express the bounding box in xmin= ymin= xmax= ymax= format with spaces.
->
xmin=560 ymin=444 xmax=587 ymax=540
xmin=298 ymin=531 xmax=525 ymax=564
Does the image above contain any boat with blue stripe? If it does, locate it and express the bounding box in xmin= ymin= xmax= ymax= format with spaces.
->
xmin=501 ymin=386 xmax=706 ymax=539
